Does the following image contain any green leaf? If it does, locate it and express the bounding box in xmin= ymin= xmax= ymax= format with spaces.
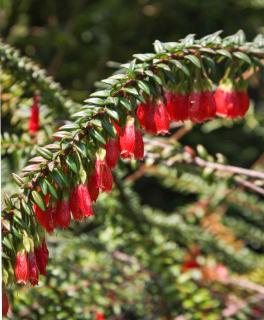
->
xmin=66 ymin=156 xmax=78 ymax=173
xmin=45 ymin=179 xmax=58 ymax=199
xmin=137 ymin=80 xmax=151 ymax=95
xmin=38 ymin=179 xmax=48 ymax=195
xmin=217 ymin=49 xmax=232 ymax=59
xmin=12 ymin=173 xmax=24 ymax=187
xmin=154 ymin=40 xmax=165 ymax=53
xmin=185 ymin=55 xmax=201 ymax=68
xmin=32 ymin=191 xmax=46 ymax=211
xmin=123 ymin=87 xmax=138 ymax=96
xmin=170 ymin=60 xmax=190 ymax=76
xmin=59 ymin=123 xmax=80 ymax=131
xmin=37 ymin=147 xmax=53 ymax=160
xmin=157 ymin=63 xmax=171 ymax=71
xmin=106 ymin=108 xmax=119 ymax=121
xmin=133 ymin=53 xmax=155 ymax=61
xmin=84 ymin=97 xmax=105 ymax=105
xmin=90 ymin=129 xmax=106 ymax=144
xmin=101 ymin=117 xmax=116 ymax=138
xmin=233 ymin=51 xmax=251 ymax=64
xmin=90 ymin=90 xmax=111 ymax=98
xmin=119 ymin=97 xmax=132 ymax=111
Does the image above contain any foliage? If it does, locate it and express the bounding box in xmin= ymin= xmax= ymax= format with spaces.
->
xmin=1 ymin=2 xmax=264 ymax=319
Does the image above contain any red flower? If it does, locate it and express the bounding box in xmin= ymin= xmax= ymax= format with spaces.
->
xmin=137 ymin=100 xmax=170 ymax=135
xmin=214 ymin=79 xmax=249 ymax=119
xmin=70 ymin=184 xmax=94 ymax=220
xmin=105 ymin=139 xmax=119 ymax=168
xmin=95 ymin=159 xmax=113 ymax=192
xmin=95 ymin=311 xmax=106 ymax=320
xmin=53 ymin=199 xmax=71 ymax=229
xmin=237 ymin=90 xmax=250 ymax=117
xmin=15 ymin=252 xmax=29 ymax=284
xmin=200 ymin=91 xmax=216 ymax=120
xmin=119 ymin=117 xmax=144 ymax=159
xmin=88 ymin=172 xmax=99 ymax=202
xmin=188 ymin=91 xmax=205 ymax=122
xmin=34 ymin=240 xmax=49 ymax=276
xmin=134 ymin=129 xmax=144 ymax=160
xmin=29 ymin=95 xmax=40 ymax=133
xmin=2 ymin=290 xmax=9 ymax=316
xmin=119 ymin=117 xmax=136 ymax=159
xmin=165 ymin=92 xmax=188 ymax=121
xmin=28 ymin=252 xmax=39 ymax=286
xmin=34 ymin=204 xmax=55 ymax=233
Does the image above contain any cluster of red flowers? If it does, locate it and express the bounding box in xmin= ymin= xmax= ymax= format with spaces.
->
xmin=14 ymin=240 xmax=49 ymax=286
xmin=29 ymin=95 xmax=40 ymax=134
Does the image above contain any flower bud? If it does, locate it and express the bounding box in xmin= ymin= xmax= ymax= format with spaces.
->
xmin=15 ymin=252 xmax=29 ymax=284
xmin=34 ymin=240 xmax=49 ymax=276
xmin=105 ymin=139 xmax=119 ymax=168
xmin=29 ymin=95 xmax=40 ymax=134
xmin=2 ymin=290 xmax=9 ymax=316
xmin=28 ymin=252 xmax=39 ymax=286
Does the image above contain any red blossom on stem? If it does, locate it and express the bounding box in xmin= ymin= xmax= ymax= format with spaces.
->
xmin=15 ymin=251 xmax=29 ymax=284
xmin=95 ymin=159 xmax=113 ymax=193
xmin=53 ymin=198 xmax=71 ymax=229
xmin=28 ymin=252 xmax=39 ymax=286
xmin=105 ymin=138 xmax=119 ymax=168
xmin=119 ymin=117 xmax=144 ymax=159
xmin=137 ymin=100 xmax=170 ymax=135
xmin=34 ymin=240 xmax=49 ymax=276
xmin=88 ymin=172 xmax=100 ymax=202
xmin=29 ymin=95 xmax=40 ymax=134
xmin=165 ymin=92 xmax=188 ymax=121
xmin=69 ymin=184 xmax=94 ymax=220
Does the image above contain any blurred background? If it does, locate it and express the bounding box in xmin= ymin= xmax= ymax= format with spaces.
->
xmin=1 ymin=0 xmax=264 ymax=319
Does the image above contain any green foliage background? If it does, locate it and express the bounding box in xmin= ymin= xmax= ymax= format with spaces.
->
xmin=1 ymin=0 xmax=264 ymax=319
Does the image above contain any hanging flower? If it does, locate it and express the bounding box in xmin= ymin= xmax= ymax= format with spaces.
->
xmin=2 ymin=290 xmax=9 ymax=316
xmin=95 ymin=158 xmax=113 ymax=192
xmin=200 ymin=90 xmax=216 ymax=120
xmin=134 ymin=128 xmax=144 ymax=160
xmin=28 ymin=252 xmax=39 ymax=286
xmin=29 ymin=95 xmax=40 ymax=133
xmin=88 ymin=172 xmax=99 ymax=202
xmin=53 ymin=198 xmax=71 ymax=229
xmin=34 ymin=240 xmax=49 ymax=276
xmin=69 ymin=184 xmax=94 ymax=220
xmin=214 ymin=79 xmax=245 ymax=119
xmin=34 ymin=204 xmax=55 ymax=233
xmin=119 ymin=117 xmax=144 ymax=159
xmin=105 ymin=138 xmax=119 ymax=168
xmin=15 ymin=252 xmax=29 ymax=284
xmin=137 ymin=100 xmax=170 ymax=135
xmin=165 ymin=91 xmax=188 ymax=121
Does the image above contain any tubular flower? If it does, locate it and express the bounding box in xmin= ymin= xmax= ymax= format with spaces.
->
xmin=188 ymin=91 xmax=205 ymax=122
xmin=134 ymin=129 xmax=144 ymax=160
xmin=34 ymin=204 xmax=55 ymax=233
xmin=200 ymin=91 xmax=216 ymax=120
xmin=88 ymin=172 xmax=99 ymax=202
xmin=70 ymin=184 xmax=94 ymax=220
xmin=119 ymin=117 xmax=136 ymax=159
xmin=29 ymin=95 xmax=40 ymax=133
xmin=53 ymin=199 xmax=71 ymax=229
xmin=237 ymin=90 xmax=250 ymax=117
xmin=105 ymin=138 xmax=119 ymax=168
xmin=95 ymin=159 xmax=113 ymax=192
xmin=28 ymin=252 xmax=39 ymax=286
xmin=165 ymin=92 xmax=188 ymax=121
xmin=214 ymin=79 xmax=249 ymax=119
xmin=34 ymin=240 xmax=49 ymax=276
xmin=95 ymin=311 xmax=106 ymax=320
xmin=137 ymin=100 xmax=170 ymax=135
xmin=15 ymin=252 xmax=29 ymax=284
xmin=119 ymin=117 xmax=145 ymax=159
xmin=2 ymin=290 xmax=9 ymax=316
